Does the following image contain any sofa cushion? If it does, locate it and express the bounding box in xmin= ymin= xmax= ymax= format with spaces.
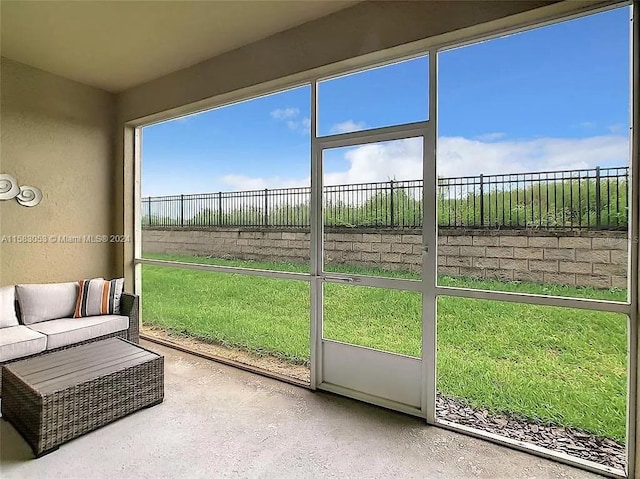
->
xmin=0 ymin=325 xmax=47 ymax=361
xmin=0 ymin=286 xmax=19 ymax=328
xmin=74 ymin=278 xmax=125 ymax=318
xmin=29 ymin=315 xmax=129 ymax=350
xmin=16 ymin=282 xmax=79 ymax=325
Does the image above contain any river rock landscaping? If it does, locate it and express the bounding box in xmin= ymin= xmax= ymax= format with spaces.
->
xmin=436 ymin=395 xmax=625 ymax=470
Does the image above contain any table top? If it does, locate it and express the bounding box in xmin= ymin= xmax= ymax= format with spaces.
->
xmin=4 ymin=338 xmax=161 ymax=394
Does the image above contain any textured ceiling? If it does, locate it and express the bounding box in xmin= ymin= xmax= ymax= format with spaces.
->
xmin=0 ymin=1 xmax=359 ymax=92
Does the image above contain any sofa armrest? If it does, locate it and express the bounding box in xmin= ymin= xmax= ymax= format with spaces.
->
xmin=120 ymin=293 xmax=140 ymax=343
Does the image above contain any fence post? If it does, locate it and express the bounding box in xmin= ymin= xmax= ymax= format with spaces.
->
xmin=390 ymin=180 xmax=395 ymax=227
xmin=479 ymin=174 xmax=484 ymax=227
xmin=595 ymin=166 xmax=601 ymax=228
xmin=264 ymin=189 xmax=269 ymax=226
xmin=180 ymin=194 xmax=184 ymax=227
xmin=147 ymin=198 xmax=151 ymax=226
xmin=218 ymin=192 xmax=223 ymax=226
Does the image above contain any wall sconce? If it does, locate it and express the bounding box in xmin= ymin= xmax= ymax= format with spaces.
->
xmin=0 ymin=174 xmax=42 ymax=207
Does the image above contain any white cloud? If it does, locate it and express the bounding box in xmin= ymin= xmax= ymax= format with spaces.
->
xmin=270 ymin=107 xmax=299 ymax=120
xmin=284 ymin=117 xmax=310 ymax=134
xmin=271 ymin=106 xmax=309 ymax=134
xmin=330 ymin=120 xmax=367 ymax=134
xmin=437 ymin=135 xmax=628 ymax=179
xmin=325 ymin=134 xmax=629 ymax=187
xmin=475 ymin=132 xmax=505 ymax=141
xmin=213 ymin=134 xmax=629 ymax=195
xmin=324 ymin=138 xmax=422 ymax=186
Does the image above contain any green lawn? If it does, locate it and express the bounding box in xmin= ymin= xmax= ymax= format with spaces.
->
xmin=142 ymin=253 xmax=627 ymax=442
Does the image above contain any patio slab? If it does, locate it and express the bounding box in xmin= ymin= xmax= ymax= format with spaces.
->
xmin=1 ymin=341 xmax=601 ymax=479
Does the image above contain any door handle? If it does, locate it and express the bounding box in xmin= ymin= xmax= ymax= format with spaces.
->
xmin=323 ymin=276 xmax=357 ymax=283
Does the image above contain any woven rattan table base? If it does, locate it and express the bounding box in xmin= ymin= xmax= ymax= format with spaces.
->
xmin=1 ymin=338 xmax=164 ymax=457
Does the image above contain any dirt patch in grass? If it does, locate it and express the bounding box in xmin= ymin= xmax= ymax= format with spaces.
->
xmin=142 ymin=325 xmax=311 ymax=383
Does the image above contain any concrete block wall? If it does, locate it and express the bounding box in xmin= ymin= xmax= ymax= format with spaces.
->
xmin=143 ymin=228 xmax=628 ymax=289
xmin=324 ymin=231 xmax=423 ymax=273
xmin=437 ymin=230 xmax=628 ymax=289
xmin=142 ymin=229 xmax=311 ymax=265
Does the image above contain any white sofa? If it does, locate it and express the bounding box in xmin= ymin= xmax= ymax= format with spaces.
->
xmin=0 ymin=281 xmax=139 ymax=394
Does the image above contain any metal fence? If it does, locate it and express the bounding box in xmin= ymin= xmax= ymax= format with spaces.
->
xmin=142 ymin=166 xmax=629 ymax=230
xmin=438 ymin=166 xmax=629 ymax=230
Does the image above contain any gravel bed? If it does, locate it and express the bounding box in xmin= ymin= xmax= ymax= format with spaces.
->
xmin=436 ymin=395 xmax=625 ymax=471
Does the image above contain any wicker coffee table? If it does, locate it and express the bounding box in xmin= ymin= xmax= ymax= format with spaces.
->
xmin=1 ymin=337 xmax=164 ymax=457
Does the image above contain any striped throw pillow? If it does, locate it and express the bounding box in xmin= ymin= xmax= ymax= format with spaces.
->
xmin=73 ymin=278 xmax=125 ymax=318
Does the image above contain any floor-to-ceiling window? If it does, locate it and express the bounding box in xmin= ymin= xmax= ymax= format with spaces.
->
xmin=434 ymin=6 xmax=632 ymax=475
xmin=135 ymin=3 xmax=635 ymax=476
xmin=140 ymin=86 xmax=313 ymax=384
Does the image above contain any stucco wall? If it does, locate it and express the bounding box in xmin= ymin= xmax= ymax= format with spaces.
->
xmin=0 ymin=57 xmax=117 ymax=285
xmin=143 ymin=228 xmax=628 ymax=289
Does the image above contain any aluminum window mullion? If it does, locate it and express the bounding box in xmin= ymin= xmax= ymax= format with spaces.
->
xmin=133 ymin=257 xmax=633 ymax=316
xmin=133 ymin=127 xmax=143 ymax=298
xmin=627 ymin=3 xmax=639 ymax=477
xmin=316 ymin=121 xmax=429 ymax=150
xmin=135 ymin=258 xmax=312 ymax=282
xmin=423 ymin=51 xmax=438 ymax=425
xmin=310 ymin=80 xmax=323 ymax=390
xmin=322 ymin=275 xmax=423 ymax=293
xmin=435 ymin=285 xmax=631 ymax=315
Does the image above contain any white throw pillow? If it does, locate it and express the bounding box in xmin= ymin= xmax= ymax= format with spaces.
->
xmin=0 ymin=286 xmax=19 ymax=328
xmin=16 ymin=282 xmax=79 ymax=325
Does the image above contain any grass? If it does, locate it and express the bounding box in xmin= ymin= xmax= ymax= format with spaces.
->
xmin=142 ymin=252 xmax=627 ymax=442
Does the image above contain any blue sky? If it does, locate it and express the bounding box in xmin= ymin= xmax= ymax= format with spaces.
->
xmin=142 ymin=6 xmax=630 ymax=197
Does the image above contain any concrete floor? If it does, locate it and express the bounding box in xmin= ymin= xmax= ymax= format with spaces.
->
xmin=1 ymin=341 xmax=602 ymax=479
